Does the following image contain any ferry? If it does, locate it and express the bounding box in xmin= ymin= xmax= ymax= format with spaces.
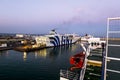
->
xmin=35 ymin=29 xmax=80 ymax=47
xmin=81 ymin=34 xmax=106 ymax=49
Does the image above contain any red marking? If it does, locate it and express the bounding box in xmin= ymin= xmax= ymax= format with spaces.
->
xmin=70 ymin=52 xmax=85 ymax=70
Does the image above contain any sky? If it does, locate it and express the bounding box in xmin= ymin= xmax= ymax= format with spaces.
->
xmin=0 ymin=0 xmax=120 ymax=36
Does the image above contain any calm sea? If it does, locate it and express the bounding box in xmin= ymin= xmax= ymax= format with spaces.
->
xmin=0 ymin=43 xmax=120 ymax=80
xmin=0 ymin=44 xmax=83 ymax=80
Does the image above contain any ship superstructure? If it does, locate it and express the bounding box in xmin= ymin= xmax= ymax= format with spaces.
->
xmin=35 ymin=30 xmax=80 ymax=47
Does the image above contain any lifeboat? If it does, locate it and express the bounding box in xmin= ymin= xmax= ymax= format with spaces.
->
xmin=70 ymin=52 xmax=85 ymax=70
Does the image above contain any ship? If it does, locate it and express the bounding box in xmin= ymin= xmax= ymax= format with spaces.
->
xmin=35 ymin=29 xmax=80 ymax=47
xmin=81 ymin=34 xmax=106 ymax=49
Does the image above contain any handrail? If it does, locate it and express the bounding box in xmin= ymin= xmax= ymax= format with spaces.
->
xmin=106 ymin=69 xmax=120 ymax=74
xmin=60 ymin=69 xmax=79 ymax=80
xmin=103 ymin=17 xmax=120 ymax=80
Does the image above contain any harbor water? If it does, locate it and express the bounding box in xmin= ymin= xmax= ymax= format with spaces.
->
xmin=0 ymin=44 xmax=83 ymax=80
xmin=0 ymin=43 xmax=120 ymax=80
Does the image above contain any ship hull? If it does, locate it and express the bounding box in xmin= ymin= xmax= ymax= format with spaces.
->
xmin=35 ymin=30 xmax=80 ymax=47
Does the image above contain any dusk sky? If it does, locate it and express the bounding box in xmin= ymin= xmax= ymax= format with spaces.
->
xmin=0 ymin=0 xmax=120 ymax=36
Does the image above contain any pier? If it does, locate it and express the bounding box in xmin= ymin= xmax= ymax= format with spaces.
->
xmin=14 ymin=43 xmax=46 ymax=52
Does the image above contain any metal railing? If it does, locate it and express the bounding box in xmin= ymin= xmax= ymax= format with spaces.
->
xmin=60 ymin=69 xmax=79 ymax=80
xmin=60 ymin=43 xmax=90 ymax=80
xmin=103 ymin=17 xmax=120 ymax=80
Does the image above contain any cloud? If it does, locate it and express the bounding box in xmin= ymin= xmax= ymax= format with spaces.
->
xmin=61 ymin=4 xmax=120 ymax=26
xmin=60 ymin=7 xmax=100 ymax=26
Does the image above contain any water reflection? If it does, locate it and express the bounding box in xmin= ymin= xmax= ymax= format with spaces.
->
xmin=23 ymin=52 xmax=27 ymax=61
xmin=0 ymin=44 xmax=81 ymax=62
xmin=48 ymin=47 xmax=61 ymax=59
xmin=34 ymin=45 xmax=72 ymax=59
xmin=35 ymin=48 xmax=47 ymax=58
xmin=0 ymin=44 xmax=84 ymax=80
xmin=22 ymin=45 xmax=74 ymax=61
xmin=0 ymin=50 xmax=9 ymax=57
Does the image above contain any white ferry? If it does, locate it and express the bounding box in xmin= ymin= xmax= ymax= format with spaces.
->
xmin=81 ymin=34 xmax=106 ymax=49
xmin=35 ymin=30 xmax=80 ymax=47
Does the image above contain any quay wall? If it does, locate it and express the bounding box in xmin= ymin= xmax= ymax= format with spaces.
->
xmin=101 ymin=38 xmax=120 ymax=41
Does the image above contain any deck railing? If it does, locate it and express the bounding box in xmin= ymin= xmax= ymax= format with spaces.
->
xmin=103 ymin=17 xmax=120 ymax=80
xmin=60 ymin=69 xmax=79 ymax=80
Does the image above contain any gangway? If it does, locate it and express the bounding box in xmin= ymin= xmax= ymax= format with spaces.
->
xmin=102 ymin=17 xmax=120 ymax=80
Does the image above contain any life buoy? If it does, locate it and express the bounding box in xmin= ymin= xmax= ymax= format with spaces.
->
xmin=70 ymin=52 xmax=85 ymax=70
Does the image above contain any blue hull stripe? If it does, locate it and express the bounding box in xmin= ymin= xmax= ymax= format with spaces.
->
xmin=55 ymin=36 xmax=60 ymax=46
xmin=49 ymin=35 xmax=73 ymax=46
xmin=50 ymin=41 xmax=56 ymax=46
xmin=49 ymin=37 xmax=58 ymax=46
